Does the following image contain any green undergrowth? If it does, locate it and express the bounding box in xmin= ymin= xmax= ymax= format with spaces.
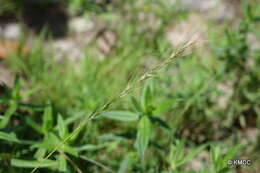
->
xmin=0 ymin=0 xmax=259 ymax=173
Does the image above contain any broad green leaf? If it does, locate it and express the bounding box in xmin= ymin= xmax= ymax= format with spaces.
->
xmin=136 ymin=116 xmax=151 ymax=159
xmin=0 ymin=131 xmax=20 ymax=143
xmin=58 ymin=155 xmax=67 ymax=172
xmin=57 ymin=114 xmax=68 ymax=139
xmin=11 ymin=159 xmax=58 ymax=168
xmin=0 ymin=101 xmax=17 ymax=128
xmin=43 ymin=106 xmax=53 ymax=133
xmin=100 ymin=111 xmax=139 ymax=122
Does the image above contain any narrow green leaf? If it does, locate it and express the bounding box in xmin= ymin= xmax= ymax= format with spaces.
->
xmin=210 ymin=145 xmax=220 ymax=166
xmin=43 ymin=106 xmax=53 ymax=133
xmin=136 ymin=116 xmax=151 ymax=159
xmin=58 ymin=155 xmax=67 ymax=172
xmin=21 ymin=88 xmax=40 ymax=100
xmin=141 ymin=83 xmax=153 ymax=111
xmin=210 ymin=145 xmax=221 ymax=172
xmin=0 ymin=131 xmax=20 ymax=143
xmin=149 ymin=116 xmax=171 ymax=130
xmin=0 ymin=101 xmax=17 ymax=128
xmin=11 ymin=159 xmax=58 ymax=168
xmin=57 ymin=114 xmax=68 ymax=139
xmin=100 ymin=111 xmax=139 ymax=122
xmin=34 ymin=148 xmax=46 ymax=160
xmin=130 ymin=97 xmax=142 ymax=112
xmin=12 ymin=75 xmax=22 ymax=100
xmin=175 ymin=144 xmax=208 ymax=168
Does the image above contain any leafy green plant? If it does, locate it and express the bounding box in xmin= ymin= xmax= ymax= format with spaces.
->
xmin=210 ymin=145 xmax=241 ymax=173
xmin=1 ymin=0 xmax=259 ymax=173
xmin=168 ymin=140 xmax=207 ymax=171
xmin=212 ymin=0 xmax=260 ymax=128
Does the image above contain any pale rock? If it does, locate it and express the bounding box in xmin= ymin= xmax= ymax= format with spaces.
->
xmin=247 ymin=33 xmax=260 ymax=52
xmin=52 ymin=38 xmax=83 ymax=62
xmin=96 ymin=30 xmax=116 ymax=57
xmin=177 ymin=0 xmax=235 ymax=22
xmin=180 ymin=0 xmax=218 ymax=11
xmin=69 ymin=17 xmax=94 ymax=33
xmin=0 ymin=64 xmax=14 ymax=87
xmin=207 ymin=2 xmax=235 ymax=22
xmin=217 ymin=81 xmax=233 ymax=109
xmin=3 ymin=23 xmax=21 ymax=40
xmin=166 ymin=14 xmax=207 ymax=47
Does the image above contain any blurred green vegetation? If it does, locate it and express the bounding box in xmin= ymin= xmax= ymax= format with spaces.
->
xmin=0 ymin=0 xmax=259 ymax=173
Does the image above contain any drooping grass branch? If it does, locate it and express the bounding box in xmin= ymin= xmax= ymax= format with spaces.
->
xmin=30 ymin=41 xmax=196 ymax=173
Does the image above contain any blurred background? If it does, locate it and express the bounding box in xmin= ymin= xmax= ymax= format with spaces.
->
xmin=0 ymin=0 xmax=259 ymax=173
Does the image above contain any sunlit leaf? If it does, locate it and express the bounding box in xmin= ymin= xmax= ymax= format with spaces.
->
xmin=136 ymin=116 xmax=151 ymax=160
xmin=11 ymin=159 xmax=58 ymax=168
xmin=0 ymin=131 xmax=20 ymax=143
xmin=43 ymin=105 xmax=53 ymax=133
xmin=58 ymin=155 xmax=67 ymax=172
xmin=57 ymin=114 xmax=68 ymax=139
xmin=100 ymin=111 xmax=139 ymax=122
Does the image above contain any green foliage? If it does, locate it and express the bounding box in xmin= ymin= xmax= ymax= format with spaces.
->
xmin=210 ymin=145 xmax=241 ymax=173
xmin=136 ymin=116 xmax=151 ymax=161
xmin=100 ymin=111 xmax=139 ymax=122
xmin=0 ymin=0 xmax=259 ymax=173
xmin=168 ymin=140 xmax=208 ymax=171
